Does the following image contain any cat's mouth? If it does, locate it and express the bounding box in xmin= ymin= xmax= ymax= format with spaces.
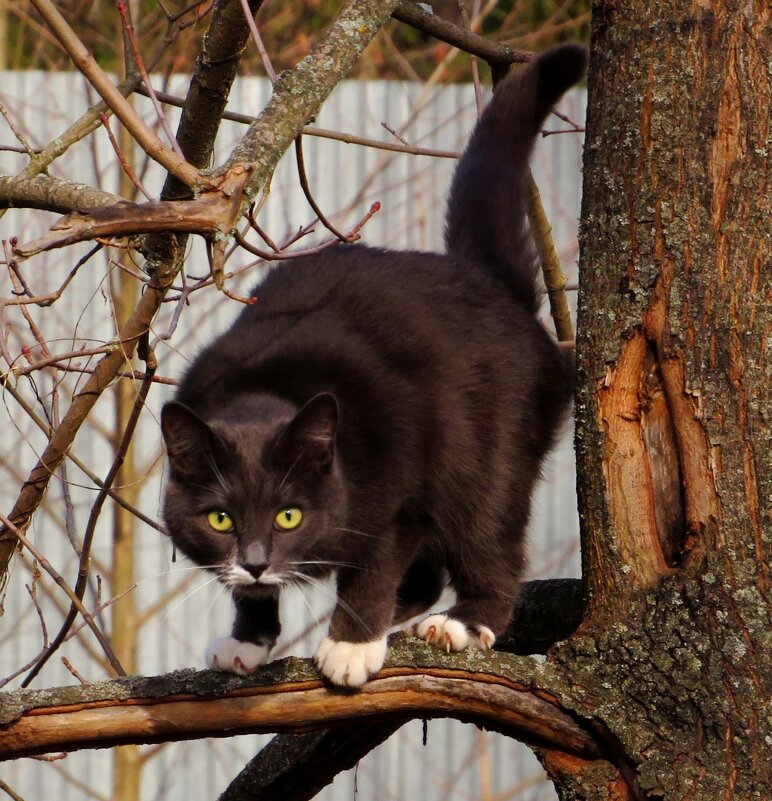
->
xmin=218 ymin=564 xmax=285 ymax=589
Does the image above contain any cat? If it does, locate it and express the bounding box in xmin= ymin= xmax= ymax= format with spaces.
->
xmin=160 ymin=44 xmax=587 ymax=687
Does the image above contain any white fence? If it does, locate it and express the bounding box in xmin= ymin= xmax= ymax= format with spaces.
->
xmin=0 ymin=71 xmax=586 ymax=801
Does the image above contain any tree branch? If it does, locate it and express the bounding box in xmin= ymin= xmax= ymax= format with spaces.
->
xmin=218 ymin=724 xmax=404 ymax=801
xmin=391 ymin=1 xmax=533 ymax=65
xmin=0 ymin=174 xmax=121 ymax=215
xmin=27 ymin=0 xmax=200 ymax=187
xmin=0 ymin=644 xmax=601 ymax=762
xmin=11 ymin=163 xmax=253 ymax=259
xmin=160 ymin=0 xmax=266 ymax=202
xmin=221 ymin=0 xmax=402 ymax=201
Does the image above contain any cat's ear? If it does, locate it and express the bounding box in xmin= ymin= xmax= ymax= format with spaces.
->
xmin=161 ymin=402 xmax=226 ymax=479
xmin=278 ymin=393 xmax=339 ymax=474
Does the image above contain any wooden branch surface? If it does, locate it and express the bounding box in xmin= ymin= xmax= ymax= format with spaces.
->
xmin=11 ymin=164 xmax=254 ymax=259
xmin=219 ymin=724 xmax=404 ymax=801
xmin=0 ymin=174 xmax=121 ymax=215
xmin=0 ymin=640 xmax=601 ymax=762
xmin=219 ymin=578 xmax=585 ymax=796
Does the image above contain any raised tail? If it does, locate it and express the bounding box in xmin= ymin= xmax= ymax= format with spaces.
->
xmin=444 ymin=44 xmax=587 ymax=313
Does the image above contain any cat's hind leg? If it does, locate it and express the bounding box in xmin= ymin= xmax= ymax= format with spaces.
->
xmin=411 ymin=613 xmax=496 ymax=653
xmin=392 ymin=552 xmax=446 ymax=625
xmin=409 ymin=541 xmax=522 ymax=654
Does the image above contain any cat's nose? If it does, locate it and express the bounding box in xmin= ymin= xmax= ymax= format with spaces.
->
xmin=243 ymin=563 xmax=269 ymax=579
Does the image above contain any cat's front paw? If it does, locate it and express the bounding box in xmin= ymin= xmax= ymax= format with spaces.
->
xmin=314 ymin=636 xmax=387 ymax=688
xmin=410 ymin=614 xmax=495 ymax=652
xmin=205 ymin=636 xmax=271 ymax=676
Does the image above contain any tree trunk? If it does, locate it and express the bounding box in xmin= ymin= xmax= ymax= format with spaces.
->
xmin=551 ymin=0 xmax=770 ymax=798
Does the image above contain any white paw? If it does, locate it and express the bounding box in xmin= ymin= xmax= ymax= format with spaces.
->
xmin=314 ymin=636 xmax=387 ymax=687
xmin=411 ymin=614 xmax=495 ymax=652
xmin=205 ymin=636 xmax=271 ymax=675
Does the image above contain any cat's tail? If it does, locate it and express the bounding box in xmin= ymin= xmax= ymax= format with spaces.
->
xmin=444 ymin=44 xmax=587 ymax=314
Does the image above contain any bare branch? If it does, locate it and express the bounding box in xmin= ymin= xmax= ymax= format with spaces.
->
xmin=391 ymin=1 xmax=533 ymax=65
xmin=26 ymin=0 xmax=200 ymax=186
xmin=138 ymin=86 xmax=462 ymax=160
xmin=0 ymin=174 xmax=121 ymax=215
xmin=0 ymin=514 xmax=126 ymax=678
xmin=0 ymin=653 xmax=601 ymax=762
xmin=219 ymin=724 xmax=404 ymax=801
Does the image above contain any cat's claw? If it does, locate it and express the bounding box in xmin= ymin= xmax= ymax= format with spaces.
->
xmin=314 ymin=636 xmax=387 ymax=688
xmin=410 ymin=614 xmax=495 ymax=652
xmin=205 ymin=636 xmax=271 ymax=675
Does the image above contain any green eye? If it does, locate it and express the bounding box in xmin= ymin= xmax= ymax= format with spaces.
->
xmin=207 ymin=510 xmax=234 ymax=533
xmin=275 ymin=507 xmax=303 ymax=531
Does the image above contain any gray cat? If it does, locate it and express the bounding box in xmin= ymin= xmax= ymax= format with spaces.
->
xmin=161 ymin=44 xmax=587 ymax=687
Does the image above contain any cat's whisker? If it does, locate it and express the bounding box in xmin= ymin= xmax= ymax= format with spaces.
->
xmin=334 ymin=527 xmax=381 ymax=541
xmin=280 ymin=581 xmax=330 ymax=652
xmin=146 ymin=575 xmax=221 ymax=635
xmin=286 ymin=570 xmax=373 ymax=637
xmin=287 ymin=559 xmax=358 ymax=571
xmin=206 ymin=453 xmax=230 ymax=495
xmin=277 ymin=453 xmax=304 ymax=494
xmin=135 ymin=564 xmax=222 ymax=587
xmin=204 ymin=576 xmax=229 ymax=619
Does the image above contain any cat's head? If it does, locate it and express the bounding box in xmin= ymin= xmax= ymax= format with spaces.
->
xmin=160 ymin=392 xmax=347 ymax=594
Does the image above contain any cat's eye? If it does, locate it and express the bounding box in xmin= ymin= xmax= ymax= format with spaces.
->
xmin=275 ymin=507 xmax=303 ymax=531
xmin=207 ymin=510 xmax=234 ymax=533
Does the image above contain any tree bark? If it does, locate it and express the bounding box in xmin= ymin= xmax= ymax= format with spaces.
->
xmin=0 ymin=649 xmax=601 ymax=762
xmin=554 ymin=1 xmax=771 ymax=798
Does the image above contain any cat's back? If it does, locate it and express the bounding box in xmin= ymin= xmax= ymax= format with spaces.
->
xmin=178 ymin=243 xmax=552 ymax=410
xmin=243 ymin=243 xmax=544 ymax=347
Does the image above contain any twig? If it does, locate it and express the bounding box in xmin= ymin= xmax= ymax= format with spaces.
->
xmin=236 ymin=201 xmax=380 ymax=262
xmin=457 ymin=0 xmax=484 ymax=115
xmin=381 ymin=122 xmax=409 ymax=146
xmin=0 ymin=379 xmax=167 ymax=534
xmin=27 ymin=0 xmax=199 ymax=186
xmin=0 ymin=102 xmax=36 ymax=158
xmin=116 ymin=0 xmax=185 ymax=160
xmin=239 ymin=0 xmax=277 ymax=82
xmin=294 ymin=136 xmax=350 ymax=242
xmin=137 ymin=84 xmax=462 ymax=159
xmin=65 ymin=582 xmax=138 ymax=642
xmin=0 ymin=244 xmax=101 ymax=310
xmin=0 ymin=779 xmax=26 ymax=801
xmin=525 ymin=172 xmax=574 ymax=342
xmin=61 ymin=657 xmax=89 ymax=685
xmin=99 ymin=113 xmax=154 ymax=201
xmin=0 ymin=513 xmax=127 ymax=680
xmin=5 ymin=345 xmax=115 ymax=379
xmin=22 ymin=337 xmax=156 ymax=686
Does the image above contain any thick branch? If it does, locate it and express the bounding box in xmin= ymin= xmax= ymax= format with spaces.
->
xmin=0 ymin=174 xmax=121 ymax=214
xmin=11 ymin=164 xmax=253 ymax=259
xmin=161 ymin=0 xmax=266 ymax=201
xmin=219 ymin=724 xmax=404 ymax=801
xmin=0 ymin=648 xmax=601 ymax=762
xmin=222 ymin=0 xmax=401 ymax=201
